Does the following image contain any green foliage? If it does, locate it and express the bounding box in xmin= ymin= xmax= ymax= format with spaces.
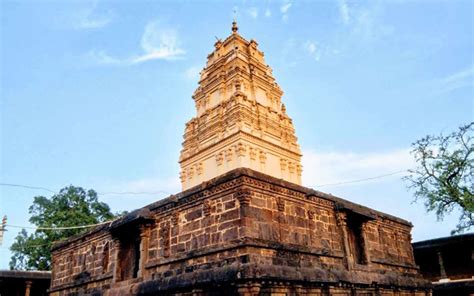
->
xmin=405 ymin=122 xmax=473 ymax=234
xmin=9 ymin=186 xmax=115 ymax=270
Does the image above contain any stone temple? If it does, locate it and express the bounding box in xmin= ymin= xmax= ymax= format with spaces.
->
xmin=49 ymin=23 xmax=430 ymax=295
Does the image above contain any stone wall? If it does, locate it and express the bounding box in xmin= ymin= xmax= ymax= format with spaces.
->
xmin=413 ymin=233 xmax=473 ymax=295
xmin=50 ymin=168 xmax=430 ymax=295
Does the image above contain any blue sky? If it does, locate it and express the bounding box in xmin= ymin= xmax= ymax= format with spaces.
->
xmin=1 ymin=0 xmax=472 ymax=269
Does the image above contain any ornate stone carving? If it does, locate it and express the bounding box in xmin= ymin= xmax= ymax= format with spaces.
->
xmin=225 ymin=148 xmax=234 ymax=162
xmin=236 ymin=143 xmax=246 ymax=157
xmin=336 ymin=212 xmax=348 ymax=226
xmin=197 ymin=162 xmax=203 ymax=175
xmin=216 ymin=153 xmax=224 ymax=166
xmin=280 ymin=158 xmax=287 ymax=171
xmin=259 ymin=150 xmax=267 ymax=164
xmin=178 ymin=18 xmax=302 ymax=190
xmin=171 ymin=212 xmax=179 ymax=226
xmin=288 ymin=162 xmax=295 ymax=173
xmin=297 ymin=164 xmax=303 ymax=176
xmin=203 ymin=200 xmax=212 ymax=216
xmin=249 ymin=147 xmax=257 ymax=160
xmin=188 ymin=167 xmax=195 ymax=180
xmin=276 ymin=196 xmax=285 ymax=212
xmin=179 ymin=170 xmax=186 ymax=182
xmin=235 ymin=188 xmax=252 ymax=206
xmin=161 ymin=222 xmax=171 ymax=258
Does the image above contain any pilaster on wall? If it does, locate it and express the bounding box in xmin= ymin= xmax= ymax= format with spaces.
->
xmin=336 ymin=211 xmax=351 ymax=269
xmin=236 ymin=283 xmax=262 ymax=296
xmin=138 ymin=225 xmax=151 ymax=279
xmin=112 ymin=238 xmax=121 ymax=283
xmin=360 ymin=222 xmax=372 ymax=267
xmin=336 ymin=211 xmax=372 ymax=270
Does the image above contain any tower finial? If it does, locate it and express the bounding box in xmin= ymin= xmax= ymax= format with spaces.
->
xmin=232 ymin=8 xmax=238 ymax=33
xmin=232 ymin=20 xmax=238 ymax=33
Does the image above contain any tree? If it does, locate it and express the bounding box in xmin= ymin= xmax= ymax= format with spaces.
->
xmin=405 ymin=122 xmax=473 ymax=234
xmin=10 ymin=186 xmax=116 ymax=270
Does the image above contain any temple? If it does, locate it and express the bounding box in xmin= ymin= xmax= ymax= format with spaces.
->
xmin=49 ymin=23 xmax=431 ymax=296
xmin=179 ymin=21 xmax=302 ymax=190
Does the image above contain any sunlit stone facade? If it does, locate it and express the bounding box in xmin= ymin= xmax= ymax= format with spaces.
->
xmin=179 ymin=22 xmax=302 ymax=190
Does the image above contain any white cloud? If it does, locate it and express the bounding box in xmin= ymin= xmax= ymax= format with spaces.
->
xmin=247 ymin=7 xmax=259 ymax=19
xmin=302 ymin=148 xmax=414 ymax=188
xmin=352 ymin=5 xmax=394 ymax=41
xmin=73 ymin=1 xmax=115 ymax=30
xmin=184 ymin=66 xmax=201 ymax=81
xmin=85 ymin=50 xmax=121 ymax=65
xmin=133 ymin=21 xmax=185 ymax=63
xmin=76 ymin=13 xmax=114 ymax=29
xmin=328 ymin=2 xmax=395 ymax=55
xmin=300 ymin=148 xmax=461 ymax=241
xmin=306 ymin=43 xmax=316 ymax=54
xmin=338 ymin=0 xmax=350 ymax=25
xmin=304 ymin=41 xmax=321 ymax=61
xmin=438 ymin=66 xmax=474 ymax=94
xmin=280 ymin=1 xmax=292 ymax=23
xmin=265 ymin=8 xmax=272 ymax=17
xmin=280 ymin=2 xmax=292 ymax=13
xmin=86 ymin=20 xmax=185 ymax=66
xmin=280 ymin=38 xmax=299 ymax=67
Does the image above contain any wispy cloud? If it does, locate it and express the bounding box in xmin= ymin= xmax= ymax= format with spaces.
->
xmin=76 ymin=12 xmax=114 ymax=29
xmin=338 ymin=0 xmax=350 ymax=25
xmin=280 ymin=0 xmax=292 ymax=22
xmin=184 ymin=66 xmax=201 ymax=81
xmin=303 ymin=41 xmax=321 ymax=61
xmin=134 ymin=21 xmax=185 ymax=62
xmin=280 ymin=38 xmax=299 ymax=67
xmin=327 ymin=1 xmax=394 ymax=56
xmin=437 ymin=66 xmax=474 ymax=94
xmin=247 ymin=7 xmax=259 ymax=19
xmin=73 ymin=1 xmax=114 ymax=30
xmin=302 ymin=148 xmax=413 ymax=187
xmin=265 ymin=8 xmax=272 ymax=17
xmin=86 ymin=20 xmax=185 ymax=66
xmin=85 ymin=50 xmax=121 ymax=65
xmin=280 ymin=2 xmax=292 ymax=13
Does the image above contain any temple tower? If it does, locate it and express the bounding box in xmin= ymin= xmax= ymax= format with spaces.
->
xmin=179 ymin=22 xmax=302 ymax=190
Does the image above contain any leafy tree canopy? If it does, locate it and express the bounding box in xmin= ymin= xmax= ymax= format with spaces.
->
xmin=10 ymin=186 xmax=115 ymax=270
xmin=405 ymin=122 xmax=473 ymax=234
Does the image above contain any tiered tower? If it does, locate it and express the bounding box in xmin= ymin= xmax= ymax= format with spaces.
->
xmin=179 ymin=22 xmax=302 ymax=190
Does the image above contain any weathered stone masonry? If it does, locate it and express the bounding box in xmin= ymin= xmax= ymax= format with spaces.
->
xmin=50 ymin=168 xmax=430 ymax=295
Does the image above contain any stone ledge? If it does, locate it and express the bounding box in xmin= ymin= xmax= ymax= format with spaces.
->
xmin=144 ymin=237 xmax=344 ymax=270
xmin=371 ymin=258 xmax=419 ymax=270
xmin=135 ymin=263 xmax=431 ymax=295
xmin=48 ymin=272 xmax=113 ymax=292
xmin=0 ymin=270 xmax=51 ymax=280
